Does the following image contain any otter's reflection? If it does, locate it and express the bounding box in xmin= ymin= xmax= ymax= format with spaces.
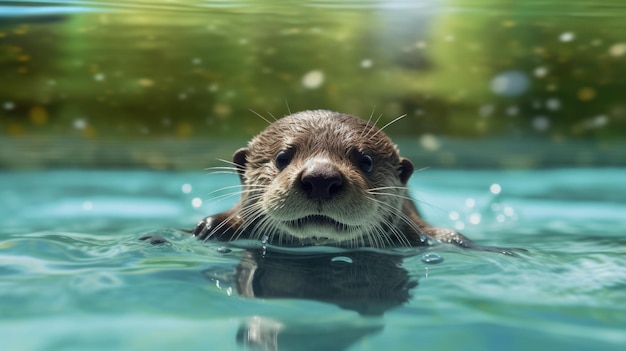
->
xmin=206 ymin=249 xmax=418 ymax=351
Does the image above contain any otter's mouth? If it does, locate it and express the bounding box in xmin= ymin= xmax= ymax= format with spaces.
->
xmin=285 ymin=215 xmax=353 ymax=231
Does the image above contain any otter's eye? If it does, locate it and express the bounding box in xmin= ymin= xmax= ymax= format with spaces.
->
xmin=359 ymin=154 xmax=374 ymax=173
xmin=275 ymin=150 xmax=292 ymax=171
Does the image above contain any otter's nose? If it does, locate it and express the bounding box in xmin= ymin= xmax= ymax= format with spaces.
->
xmin=300 ymin=161 xmax=344 ymax=199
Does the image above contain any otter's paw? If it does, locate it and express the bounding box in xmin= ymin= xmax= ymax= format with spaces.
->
xmin=426 ymin=227 xmax=526 ymax=256
xmin=191 ymin=217 xmax=215 ymax=240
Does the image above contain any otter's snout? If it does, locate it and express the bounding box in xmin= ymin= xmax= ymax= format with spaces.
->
xmin=300 ymin=160 xmax=344 ymax=199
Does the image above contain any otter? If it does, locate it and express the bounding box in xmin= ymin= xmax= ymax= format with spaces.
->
xmin=191 ymin=110 xmax=516 ymax=254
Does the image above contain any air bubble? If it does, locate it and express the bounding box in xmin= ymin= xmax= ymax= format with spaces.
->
xmin=421 ymin=253 xmax=444 ymax=264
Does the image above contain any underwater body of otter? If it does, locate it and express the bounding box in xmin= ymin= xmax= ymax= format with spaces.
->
xmin=1 ymin=169 xmax=625 ymax=351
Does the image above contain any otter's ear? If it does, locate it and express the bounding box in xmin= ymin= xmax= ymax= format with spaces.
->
xmin=232 ymin=147 xmax=249 ymax=181
xmin=398 ymin=157 xmax=414 ymax=184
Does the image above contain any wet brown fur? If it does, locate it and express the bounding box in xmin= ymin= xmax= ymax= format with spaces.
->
xmin=191 ymin=110 xmax=519 ymax=254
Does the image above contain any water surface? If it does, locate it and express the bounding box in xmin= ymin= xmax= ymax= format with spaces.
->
xmin=1 ymin=169 xmax=625 ymax=350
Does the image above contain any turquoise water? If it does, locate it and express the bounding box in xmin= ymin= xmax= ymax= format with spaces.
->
xmin=1 ymin=169 xmax=625 ymax=350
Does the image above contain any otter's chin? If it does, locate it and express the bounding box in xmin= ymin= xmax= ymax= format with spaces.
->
xmin=278 ymin=215 xmax=365 ymax=243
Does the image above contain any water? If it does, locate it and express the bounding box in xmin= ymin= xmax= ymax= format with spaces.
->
xmin=2 ymin=0 xmax=626 ymax=349
xmin=1 ymin=169 xmax=625 ymax=350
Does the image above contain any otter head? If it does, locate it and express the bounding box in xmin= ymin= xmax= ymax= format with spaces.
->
xmin=232 ymin=110 xmax=414 ymax=247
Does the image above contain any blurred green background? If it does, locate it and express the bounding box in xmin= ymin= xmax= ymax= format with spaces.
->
xmin=1 ymin=0 xmax=625 ymax=169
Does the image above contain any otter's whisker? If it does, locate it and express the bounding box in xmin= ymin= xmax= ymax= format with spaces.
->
xmin=372 ymin=114 xmax=406 ymax=137
xmin=285 ymin=100 xmax=291 ymax=115
xmin=249 ymin=108 xmax=274 ymax=125
xmin=359 ymin=106 xmax=377 ymax=139
xmin=201 ymin=192 xmax=265 ymax=242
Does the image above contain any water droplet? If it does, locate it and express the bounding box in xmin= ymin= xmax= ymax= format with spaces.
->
xmin=217 ymin=247 xmax=231 ymax=254
xmin=73 ymin=118 xmax=87 ymax=130
xmin=504 ymin=206 xmax=515 ymax=216
xmin=137 ymin=78 xmax=154 ymax=87
xmin=191 ymin=197 xmax=202 ymax=208
xmin=588 ymin=115 xmax=608 ymax=128
xmin=419 ymin=134 xmax=440 ymax=151
xmin=609 ymin=43 xmax=626 ymax=57
xmin=479 ymin=104 xmax=495 ymax=117
xmin=559 ymin=32 xmax=575 ymax=42
xmin=490 ymin=70 xmax=529 ymax=97
xmin=260 ymin=235 xmax=269 ymax=256
xmin=360 ymin=59 xmax=373 ymax=68
xmin=330 ymin=256 xmax=353 ymax=266
xmin=94 ymin=73 xmax=105 ymax=81
xmin=489 ymin=183 xmax=502 ymax=195
xmin=469 ymin=213 xmax=481 ymax=225
xmin=302 ymin=70 xmax=324 ymax=89
xmin=534 ymin=66 xmax=548 ymax=78
xmin=532 ymin=116 xmax=550 ymax=132
xmin=181 ymin=183 xmax=192 ymax=193
xmin=506 ymin=106 xmax=519 ymax=117
xmin=421 ymin=253 xmax=444 ymax=264
xmin=3 ymin=101 xmax=15 ymax=110
xmin=546 ymin=98 xmax=561 ymax=111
